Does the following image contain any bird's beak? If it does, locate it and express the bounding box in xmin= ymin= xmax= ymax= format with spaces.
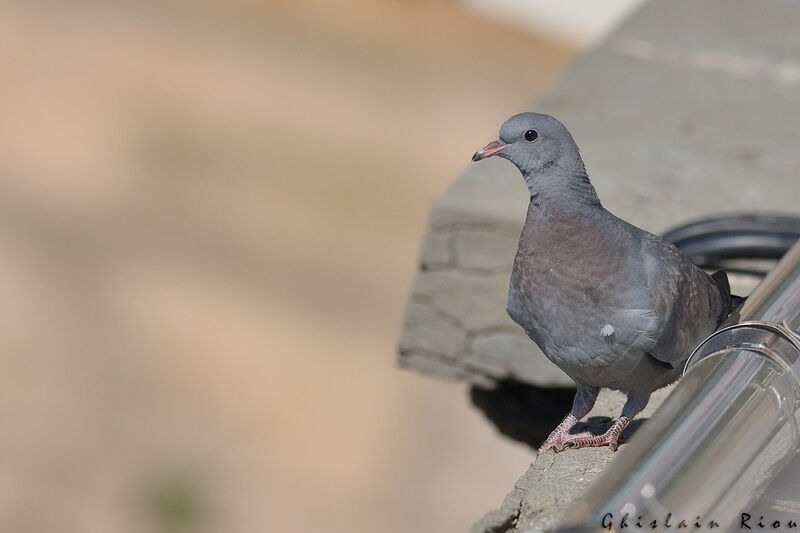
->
xmin=472 ymin=140 xmax=510 ymax=162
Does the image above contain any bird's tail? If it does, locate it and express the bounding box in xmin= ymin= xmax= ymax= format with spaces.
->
xmin=730 ymin=294 xmax=747 ymax=309
xmin=710 ymin=269 xmax=745 ymax=325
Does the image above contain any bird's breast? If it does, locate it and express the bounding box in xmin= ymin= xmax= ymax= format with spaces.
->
xmin=506 ymin=221 xmax=639 ymax=378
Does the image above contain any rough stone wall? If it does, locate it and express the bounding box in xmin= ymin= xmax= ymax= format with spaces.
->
xmin=398 ymin=163 xmax=574 ymax=388
xmin=470 ymin=387 xmax=673 ymax=533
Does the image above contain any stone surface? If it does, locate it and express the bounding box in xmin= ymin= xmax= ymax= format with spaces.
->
xmin=470 ymin=332 xmax=570 ymax=387
xmin=398 ymin=158 xmax=575 ymax=387
xmin=472 ymin=387 xmax=674 ymax=533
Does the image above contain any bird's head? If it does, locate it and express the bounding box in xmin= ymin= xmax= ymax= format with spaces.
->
xmin=472 ymin=112 xmax=580 ymax=177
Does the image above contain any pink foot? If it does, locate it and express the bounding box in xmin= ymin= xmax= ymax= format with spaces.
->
xmin=562 ymin=416 xmax=630 ymax=452
xmin=538 ymin=414 xmax=579 ymax=453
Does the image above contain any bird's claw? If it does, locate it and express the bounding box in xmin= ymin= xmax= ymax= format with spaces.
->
xmin=560 ymin=425 xmax=625 ymax=451
xmin=537 ymin=414 xmax=583 ymax=454
xmin=538 ymin=434 xmax=564 ymax=453
xmin=537 ymin=438 xmax=559 ymax=454
xmin=538 ymin=431 xmax=593 ymax=453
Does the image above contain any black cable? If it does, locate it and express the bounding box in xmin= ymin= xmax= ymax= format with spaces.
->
xmin=662 ymin=214 xmax=800 ymax=275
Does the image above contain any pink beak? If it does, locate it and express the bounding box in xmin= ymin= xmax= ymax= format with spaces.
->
xmin=472 ymin=140 xmax=510 ymax=162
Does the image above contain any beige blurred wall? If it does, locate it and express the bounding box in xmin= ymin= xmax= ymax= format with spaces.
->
xmin=0 ymin=1 xmax=573 ymax=532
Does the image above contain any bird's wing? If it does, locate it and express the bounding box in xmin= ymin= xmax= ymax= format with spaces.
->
xmin=620 ymin=236 xmax=724 ymax=368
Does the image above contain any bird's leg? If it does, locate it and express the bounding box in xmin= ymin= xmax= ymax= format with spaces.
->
xmin=538 ymin=384 xmax=599 ymax=453
xmin=562 ymin=391 xmax=650 ymax=451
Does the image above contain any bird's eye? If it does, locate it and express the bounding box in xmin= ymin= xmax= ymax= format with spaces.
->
xmin=524 ymin=130 xmax=539 ymax=142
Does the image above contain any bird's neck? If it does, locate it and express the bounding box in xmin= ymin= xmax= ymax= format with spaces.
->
xmin=523 ymin=157 xmax=602 ymax=214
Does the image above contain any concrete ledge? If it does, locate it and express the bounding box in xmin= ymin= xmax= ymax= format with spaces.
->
xmin=470 ymin=387 xmax=673 ymax=533
xmin=398 ymin=160 xmax=573 ymax=388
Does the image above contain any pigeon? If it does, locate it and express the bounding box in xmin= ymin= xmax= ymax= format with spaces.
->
xmin=472 ymin=113 xmax=736 ymax=452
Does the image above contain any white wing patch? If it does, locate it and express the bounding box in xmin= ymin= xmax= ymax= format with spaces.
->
xmin=600 ymin=324 xmax=615 ymax=343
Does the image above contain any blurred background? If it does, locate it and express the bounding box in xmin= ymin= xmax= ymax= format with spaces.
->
xmin=0 ymin=1 xmax=641 ymax=532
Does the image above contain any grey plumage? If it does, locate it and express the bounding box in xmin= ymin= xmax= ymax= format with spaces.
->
xmin=473 ymin=113 xmax=734 ymax=452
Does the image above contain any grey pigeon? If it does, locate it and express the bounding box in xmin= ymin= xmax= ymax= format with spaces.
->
xmin=472 ymin=113 xmax=735 ymax=452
